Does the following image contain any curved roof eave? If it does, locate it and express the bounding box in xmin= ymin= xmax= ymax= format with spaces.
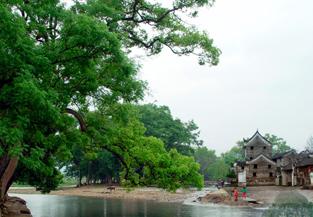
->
xmin=244 ymin=130 xmax=272 ymax=147
xmin=247 ymin=154 xmax=276 ymax=165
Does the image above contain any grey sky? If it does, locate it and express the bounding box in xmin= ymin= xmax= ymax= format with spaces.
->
xmin=139 ymin=0 xmax=313 ymax=154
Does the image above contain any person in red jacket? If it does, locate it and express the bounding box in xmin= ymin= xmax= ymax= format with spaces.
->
xmin=233 ymin=187 xmax=239 ymax=201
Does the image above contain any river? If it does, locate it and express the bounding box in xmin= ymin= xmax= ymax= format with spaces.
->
xmin=11 ymin=193 xmax=265 ymax=217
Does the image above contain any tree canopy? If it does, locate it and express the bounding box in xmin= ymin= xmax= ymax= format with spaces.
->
xmin=73 ymin=0 xmax=220 ymax=65
xmin=0 ymin=0 xmax=219 ymax=193
xmin=137 ymin=104 xmax=203 ymax=155
xmin=264 ymin=133 xmax=293 ymax=155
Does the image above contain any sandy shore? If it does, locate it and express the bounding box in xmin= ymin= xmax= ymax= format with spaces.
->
xmin=9 ymin=185 xmax=313 ymax=206
xmin=9 ymin=185 xmax=194 ymax=203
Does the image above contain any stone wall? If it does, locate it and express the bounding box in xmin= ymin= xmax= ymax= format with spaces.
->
xmin=246 ymin=161 xmax=276 ymax=186
xmin=296 ymin=167 xmax=311 ymax=186
xmin=281 ymin=171 xmax=292 ymax=186
xmin=245 ymin=140 xmax=272 ymax=160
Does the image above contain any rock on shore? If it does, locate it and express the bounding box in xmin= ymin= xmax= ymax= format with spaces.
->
xmin=198 ymin=188 xmax=260 ymax=206
xmin=1 ymin=196 xmax=32 ymax=217
xmin=198 ymin=189 xmax=230 ymax=203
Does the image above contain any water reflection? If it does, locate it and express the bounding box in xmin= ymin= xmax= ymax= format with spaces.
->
xmin=11 ymin=194 xmax=264 ymax=217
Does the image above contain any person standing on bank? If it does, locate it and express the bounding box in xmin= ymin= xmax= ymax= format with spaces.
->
xmin=233 ymin=187 xmax=239 ymax=201
xmin=241 ymin=186 xmax=247 ymax=200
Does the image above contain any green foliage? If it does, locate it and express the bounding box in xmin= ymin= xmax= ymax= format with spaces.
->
xmin=207 ymin=158 xmax=229 ymax=180
xmin=83 ymin=104 xmax=203 ymax=191
xmin=264 ymin=134 xmax=293 ymax=155
xmin=74 ymin=0 xmax=220 ymax=65
xmin=221 ymin=145 xmax=245 ymax=166
xmin=193 ymin=147 xmax=231 ymax=180
xmin=0 ymin=0 xmax=218 ymax=192
xmin=235 ymin=133 xmax=292 ymax=157
xmin=194 ymin=147 xmax=217 ymax=180
xmin=137 ymin=104 xmax=203 ymax=155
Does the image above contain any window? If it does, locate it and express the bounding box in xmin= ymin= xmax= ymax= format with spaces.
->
xmin=268 ymin=165 xmax=271 ymax=169
xmin=254 ymin=164 xmax=257 ymax=169
xmin=241 ymin=166 xmax=244 ymax=170
xmin=263 ymin=146 xmax=266 ymax=150
xmin=250 ymin=147 xmax=254 ymax=150
xmin=269 ymin=172 xmax=273 ymax=177
xmin=253 ymin=172 xmax=257 ymax=177
xmin=250 ymin=157 xmax=253 ymax=160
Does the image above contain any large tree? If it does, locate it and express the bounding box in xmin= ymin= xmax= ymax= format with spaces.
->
xmin=194 ymin=147 xmax=232 ymax=181
xmin=137 ymin=104 xmax=203 ymax=155
xmin=194 ymin=147 xmax=216 ymax=179
xmin=0 ymin=0 xmax=219 ymax=201
xmin=82 ymin=104 xmax=203 ymax=190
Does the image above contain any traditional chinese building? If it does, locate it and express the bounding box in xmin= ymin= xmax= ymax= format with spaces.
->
xmin=235 ymin=131 xmax=277 ymax=186
xmin=235 ymin=131 xmax=313 ymax=186
xmin=294 ymin=151 xmax=313 ymax=186
xmin=272 ymin=150 xmax=297 ymax=186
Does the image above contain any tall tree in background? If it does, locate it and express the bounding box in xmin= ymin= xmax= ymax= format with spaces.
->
xmin=207 ymin=158 xmax=229 ymax=180
xmin=234 ymin=134 xmax=292 ymax=157
xmin=137 ymin=104 xmax=203 ymax=155
xmin=222 ymin=144 xmax=245 ymax=165
xmin=305 ymin=136 xmax=313 ymax=152
xmin=264 ymin=134 xmax=292 ymax=155
xmin=217 ymin=141 xmax=245 ymax=179
xmin=194 ymin=147 xmax=230 ymax=180
xmin=194 ymin=147 xmax=217 ymax=180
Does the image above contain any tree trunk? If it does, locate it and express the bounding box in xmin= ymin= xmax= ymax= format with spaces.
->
xmin=78 ymin=167 xmax=82 ymax=187
xmin=0 ymin=157 xmax=18 ymax=198
xmin=0 ymin=155 xmax=18 ymax=211
xmin=87 ymin=161 xmax=91 ymax=185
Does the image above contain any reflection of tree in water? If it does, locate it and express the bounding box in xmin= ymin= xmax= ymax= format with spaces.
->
xmin=263 ymin=192 xmax=313 ymax=217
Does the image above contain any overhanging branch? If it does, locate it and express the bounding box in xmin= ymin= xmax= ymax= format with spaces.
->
xmin=65 ymin=108 xmax=87 ymax=132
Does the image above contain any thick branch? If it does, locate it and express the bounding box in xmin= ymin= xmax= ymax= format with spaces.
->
xmin=65 ymin=108 xmax=87 ymax=132
xmin=122 ymin=5 xmax=180 ymax=24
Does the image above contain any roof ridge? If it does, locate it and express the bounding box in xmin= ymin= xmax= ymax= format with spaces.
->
xmin=244 ymin=130 xmax=272 ymax=147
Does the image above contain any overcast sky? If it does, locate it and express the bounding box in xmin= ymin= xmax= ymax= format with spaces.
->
xmin=138 ymin=0 xmax=313 ymax=154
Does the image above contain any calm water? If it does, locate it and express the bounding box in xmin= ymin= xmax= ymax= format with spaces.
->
xmin=11 ymin=194 xmax=265 ymax=217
